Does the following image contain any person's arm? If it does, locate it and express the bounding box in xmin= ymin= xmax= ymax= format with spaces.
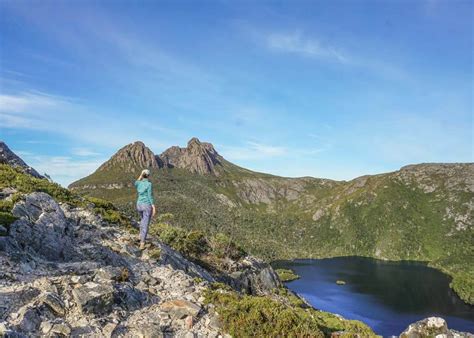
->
xmin=137 ymin=172 xmax=144 ymax=181
xmin=148 ymin=184 xmax=156 ymax=217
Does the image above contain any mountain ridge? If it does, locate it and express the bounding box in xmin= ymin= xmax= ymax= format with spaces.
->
xmin=0 ymin=141 xmax=43 ymax=178
xmin=13 ymin=138 xmax=471 ymax=305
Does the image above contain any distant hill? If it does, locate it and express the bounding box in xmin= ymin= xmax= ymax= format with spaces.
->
xmin=69 ymin=138 xmax=474 ymax=304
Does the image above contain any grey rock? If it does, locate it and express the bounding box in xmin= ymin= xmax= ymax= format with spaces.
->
xmin=400 ymin=317 xmax=473 ymax=338
xmin=39 ymin=292 xmax=65 ymax=316
xmin=50 ymin=322 xmax=71 ymax=336
xmin=158 ymin=138 xmax=223 ymax=176
xmin=0 ymin=225 xmax=8 ymax=236
xmin=94 ymin=266 xmax=126 ymax=282
xmin=72 ymin=281 xmax=114 ymax=315
xmin=114 ymin=284 xmax=150 ymax=311
xmin=10 ymin=192 xmax=75 ymax=261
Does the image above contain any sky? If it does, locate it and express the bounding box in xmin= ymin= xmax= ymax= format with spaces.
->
xmin=0 ymin=0 xmax=472 ymax=186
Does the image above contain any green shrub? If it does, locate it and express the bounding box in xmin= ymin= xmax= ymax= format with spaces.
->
xmin=450 ymin=272 xmax=474 ymax=304
xmin=0 ymin=212 xmax=18 ymax=234
xmin=204 ymin=286 xmax=375 ymax=337
xmin=275 ymin=268 xmax=300 ymax=282
xmin=211 ymin=233 xmax=246 ymax=260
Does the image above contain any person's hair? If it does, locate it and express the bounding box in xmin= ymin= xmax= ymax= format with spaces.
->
xmin=141 ymin=169 xmax=150 ymax=179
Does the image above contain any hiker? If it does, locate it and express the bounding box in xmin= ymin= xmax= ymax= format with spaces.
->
xmin=135 ymin=169 xmax=156 ymax=249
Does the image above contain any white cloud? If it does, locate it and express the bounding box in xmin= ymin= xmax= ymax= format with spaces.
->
xmin=23 ymin=155 xmax=106 ymax=187
xmin=266 ymin=31 xmax=347 ymax=63
xmin=71 ymin=148 xmax=101 ymax=157
xmin=220 ymin=141 xmax=287 ymax=161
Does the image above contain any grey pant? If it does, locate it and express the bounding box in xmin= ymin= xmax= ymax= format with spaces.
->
xmin=137 ymin=203 xmax=152 ymax=242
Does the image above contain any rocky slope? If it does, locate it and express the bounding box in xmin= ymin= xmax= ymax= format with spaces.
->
xmin=0 ymin=163 xmax=379 ymax=337
xmin=69 ymin=138 xmax=474 ymax=305
xmin=0 ymin=141 xmax=43 ymax=178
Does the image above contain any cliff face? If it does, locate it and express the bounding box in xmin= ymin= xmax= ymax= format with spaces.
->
xmin=158 ymin=138 xmax=224 ymax=175
xmin=97 ymin=141 xmax=159 ymax=173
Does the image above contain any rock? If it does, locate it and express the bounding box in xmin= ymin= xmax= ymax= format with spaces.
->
xmin=0 ymin=225 xmax=7 ymax=236
xmin=40 ymin=292 xmax=65 ymax=316
xmin=225 ymin=256 xmax=281 ymax=295
xmin=72 ymin=281 xmax=114 ymax=315
xmin=94 ymin=266 xmax=127 ymax=282
xmin=400 ymin=317 xmax=472 ymax=338
xmin=12 ymin=307 xmax=41 ymax=333
xmin=10 ymin=192 xmax=75 ymax=261
xmin=40 ymin=321 xmax=53 ymax=334
xmin=114 ymin=284 xmax=149 ymax=311
xmin=160 ymin=299 xmax=201 ymax=319
xmin=184 ymin=315 xmax=193 ymax=329
xmin=96 ymin=141 xmax=159 ymax=173
xmin=158 ymin=138 xmax=223 ymax=175
xmin=0 ymin=142 xmax=43 ymax=178
xmin=102 ymin=322 xmax=117 ymax=338
xmin=70 ymin=275 xmax=88 ymax=284
xmin=50 ymin=322 xmax=71 ymax=336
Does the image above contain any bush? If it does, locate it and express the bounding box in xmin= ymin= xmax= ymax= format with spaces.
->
xmin=275 ymin=268 xmax=300 ymax=282
xmin=0 ymin=212 xmax=18 ymax=234
xmin=204 ymin=286 xmax=375 ymax=337
xmin=211 ymin=233 xmax=246 ymax=260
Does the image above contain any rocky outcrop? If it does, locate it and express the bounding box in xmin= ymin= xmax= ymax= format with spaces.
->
xmin=10 ymin=192 xmax=76 ymax=261
xmin=158 ymin=137 xmax=224 ymax=175
xmin=400 ymin=317 xmax=472 ymax=337
xmin=0 ymin=191 xmax=280 ymax=337
xmin=0 ymin=141 xmax=43 ymax=178
xmin=97 ymin=141 xmax=159 ymax=173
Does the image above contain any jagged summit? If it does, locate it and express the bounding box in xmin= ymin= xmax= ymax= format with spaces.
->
xmin=0 ymin=141 xmax=43 ymax=178
xmin=158 ymin=137 xmax=224 ymax=175
xmin=98 ymin=141 xmax=159 ymax=173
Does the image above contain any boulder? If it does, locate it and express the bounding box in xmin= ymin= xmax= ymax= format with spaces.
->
xmin=39 ymin=292 xmax=65 ymax=317
xmin=10 ymin=192 xmax=75 ymax=261
xmin=400 ymin=317 xmax=472 ymax=338
xmin=72 ymin=281 xmax=114 ymax=315
xmin=160 ymin=299 xmax=201 ymax=319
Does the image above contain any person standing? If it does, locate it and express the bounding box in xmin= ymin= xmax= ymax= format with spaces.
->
xmin=135 ymin=169 xmax=156 ymax=249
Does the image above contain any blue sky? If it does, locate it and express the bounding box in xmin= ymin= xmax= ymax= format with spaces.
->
xmin=0 ymin=0 xmax=472 ymax=186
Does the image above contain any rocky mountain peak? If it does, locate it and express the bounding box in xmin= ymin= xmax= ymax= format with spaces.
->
xmin=98 ymin=141 xmax=159 ymax=173
xmin=158 ymin=138 xmax=223 ymax=175
xmin=0 ymin=141 xmax=43 ymax=178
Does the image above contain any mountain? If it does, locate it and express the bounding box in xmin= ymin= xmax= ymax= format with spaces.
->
xmin=0 ymin=141 xmax=43 ymax=178
xmin=70 ymin=138 xmax=474 ymax=304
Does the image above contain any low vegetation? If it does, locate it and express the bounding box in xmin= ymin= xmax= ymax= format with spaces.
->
xmin=204 ymin=284 xmax=375 ymax=337
xmin=275 ymin=268 xmax=300 ymax=282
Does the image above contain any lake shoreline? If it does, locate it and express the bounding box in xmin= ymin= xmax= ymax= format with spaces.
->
xmin=271 ymin=256 xmax=474 ymax=336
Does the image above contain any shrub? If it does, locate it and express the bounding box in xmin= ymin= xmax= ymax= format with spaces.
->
xmin=0 ymin=212 xmax=18 ymax=234
xmin=275 ymin=268 xmax=300 ymax=282
xmin=204 ymin=286 xmax=375 ymax=337
xmin=211 ymin=233 xmax=246 ymax=260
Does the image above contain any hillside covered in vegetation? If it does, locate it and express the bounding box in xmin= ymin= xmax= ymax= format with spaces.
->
xmin=70 ymin=139 xmax=474 ymax=304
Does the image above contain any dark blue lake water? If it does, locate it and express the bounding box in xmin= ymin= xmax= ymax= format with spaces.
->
xmin=273 ymin=257 xmax=474 ymax=336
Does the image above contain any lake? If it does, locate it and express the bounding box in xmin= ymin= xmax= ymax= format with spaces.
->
xmin=273 ymin=257 xmax=474 ymax=336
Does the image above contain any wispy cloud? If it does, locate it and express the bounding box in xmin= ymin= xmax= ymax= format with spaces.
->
xmin=23 ymin=155 xmax=106 ymax=187
xmin=71 ymin=148 xmax=101 ymax=157
xmin=220 ymin=141 xmax=288 ymax=160
xmin=266 ymin=31 xmax=347 ymax=63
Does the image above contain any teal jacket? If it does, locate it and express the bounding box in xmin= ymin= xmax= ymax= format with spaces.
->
xmin=134 ymin=179 xmax=154 ymax=205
